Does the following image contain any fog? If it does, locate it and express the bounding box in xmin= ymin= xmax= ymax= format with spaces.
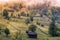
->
xmin=0 ymin=0 xmax=60 ymax=7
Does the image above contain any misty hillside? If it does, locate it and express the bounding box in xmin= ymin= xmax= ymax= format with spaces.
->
xmin=1 ymin=2 xmax=60 ymax=24
xmin=0 ymin=1 xmax=60 ymax=40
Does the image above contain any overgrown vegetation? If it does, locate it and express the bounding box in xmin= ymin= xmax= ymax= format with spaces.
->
xmin=0 ymin=4 xmax=60 ymax=40
xmin=4 ymin=28 xmax=10 ymax=37
xmin=3 ymin=9 xmax=10 ymax=20
xmin=49 ymin=18 xmax=58 ymax=37
xmin=28 ymin=24 xmax=37 ymax=32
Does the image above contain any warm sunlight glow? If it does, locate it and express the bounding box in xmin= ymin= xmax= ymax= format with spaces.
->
xmin=0 ymin=0 xmax=9 ymax=2
xmin=0 ymin=0 xmax=60 ymax=7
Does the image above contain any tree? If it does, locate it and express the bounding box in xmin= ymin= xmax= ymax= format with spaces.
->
xmin=3 ymin=9 xmax=9 ymax=20
xmin=26 ymin=13 xmax=29 ymax=17
xmin=29 ymin=25 xmax=36 ymax=32
xmin=25 ymin=18 xmax=30 ymax=24
xmin=49 ymin=18 xmax=57 ymax=37
xmin=18 ymin=14 xmax=20 ymax=19
xmin=30 ymin=15 xmax=33 ymax=22
xmin=0 ymin=24 xmax=6 ymax=34
xmin=36 ymin=21 xmax=41 ymax=25
xmin=21 ymin=12 xmax=26 ymax=16
xmin=4 ymin=28 xmax=10 ymax=37
xmin=0 ymin=27 xmax=2 ymax=34
xmin=11 ymin=12 xmax=13 ymax=17
xmin=41 ymin=24 xmax=44 ymax=27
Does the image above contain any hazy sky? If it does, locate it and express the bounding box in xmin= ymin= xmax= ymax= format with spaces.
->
xmin=0 ymin=0 xmax=60 ymax=7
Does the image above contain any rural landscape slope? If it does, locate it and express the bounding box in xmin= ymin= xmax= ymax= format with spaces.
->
xmin=0 ymin=0 xmax=60 ymax=40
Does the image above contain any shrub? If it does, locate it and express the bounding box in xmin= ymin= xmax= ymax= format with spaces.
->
xmin=29 ymin=25 xmax=36 ymax=32
xmin=26 ymin=14 xmax=29 ymax=17
xmin=36 ymin=22 xmax=41 ymax=25
xmin=11 ymin=12 xmax=13 ymax=17
xmin=18 ymin=14 xmax=20 ymax=19
xmin=25 ymin=18 xmax=30 ymax=24
xmin=4 ymin=28 xmax=10 ymax=37
xmin=41 ymin=24 xmax=44 ymax=27
xmin=21 ymin=12 xmax=26 ymax=16
xmin=30 ymin=16 xmax=33 ymax=22
xmin=0 ymin=27 xmax=2 ymax=34
xmin=3 ymin=9 xmax=9 ymax=20
xmin=0 ymin=24 xmax=6 ymax=34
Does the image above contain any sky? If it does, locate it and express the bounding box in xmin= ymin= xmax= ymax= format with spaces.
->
xmin=0 ymin=0 xmax=60 ymax=7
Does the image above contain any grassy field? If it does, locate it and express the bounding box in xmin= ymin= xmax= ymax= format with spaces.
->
xmin=0 ymin=16 xmax=60 ymax=40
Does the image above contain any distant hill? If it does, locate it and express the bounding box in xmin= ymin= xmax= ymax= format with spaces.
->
xmin=0 ymin=1 xmax=60 ymax=24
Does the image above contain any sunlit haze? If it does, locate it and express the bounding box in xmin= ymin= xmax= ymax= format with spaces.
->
xmin=0 ymin=0 xmax=60 ymax=7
